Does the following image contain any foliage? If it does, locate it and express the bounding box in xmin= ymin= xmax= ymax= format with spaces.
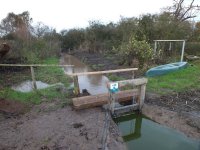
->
xmin=118 ymin=36 xmax=153 ymax=68
xmin=0 ymin=12 xmax=61 ymax=63
xmin=61 ymin=28 xmax=85 ymax=51
xmin=185 ymin=42 xmax=200 ymax=55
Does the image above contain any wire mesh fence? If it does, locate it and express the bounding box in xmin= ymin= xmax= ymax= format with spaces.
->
xmin=153 ymin=40 xmax=185 ymax=65
xmin=0 ymin=64 xmax=73 ymax=104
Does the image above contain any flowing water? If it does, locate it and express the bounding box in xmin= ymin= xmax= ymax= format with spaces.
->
xmin=61 ymin=54 xmax=200 ymax=150
xmin=60 ymin=54 xmax=109 ymax=95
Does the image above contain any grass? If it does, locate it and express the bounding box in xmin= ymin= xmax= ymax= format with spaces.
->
xmin=0 ymin=57 xmax=70 ymax=104
xmin=147 ymin=60 xmax=200 ymax=95
xmin=90 ymin=64 xmax=105 ymax=70
xmin=107 ymin=74 xmax=126 ymax=81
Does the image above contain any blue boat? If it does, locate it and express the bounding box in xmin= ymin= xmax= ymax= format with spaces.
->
xmin=146 ymin=62 xmax=188 ymax=77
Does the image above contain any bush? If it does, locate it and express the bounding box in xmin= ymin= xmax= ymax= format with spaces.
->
xmin=185 ymin=42 xmax=200 ymax=55
xmin=118 ymin=36 xmax=153 ymax=68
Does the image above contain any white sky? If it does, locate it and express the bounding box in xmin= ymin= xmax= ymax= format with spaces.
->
xmin=0 ymin=0 xmax=197 ymax=32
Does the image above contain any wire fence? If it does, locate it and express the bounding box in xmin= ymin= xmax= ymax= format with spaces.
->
xmin=0 ymin=64 xmax=73 ymax=104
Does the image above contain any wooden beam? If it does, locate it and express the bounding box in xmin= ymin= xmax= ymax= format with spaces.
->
xmin=68 ymin=68 xmax=138 ymax=76
xmin=30 ymin=66 xmax=37 ymax=90
xmin=73 ymin=89 xmax=139 ymax=109
xmin=0 ymin=64 xmax=73 ymax=67
xmin=108 ymin=78 xmax=148 ymax=88
xmin=138 ymin=84 xmax=146 ymax=110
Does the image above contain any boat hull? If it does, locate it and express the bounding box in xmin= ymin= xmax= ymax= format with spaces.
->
xmin=146 ymin=62 xmax=188 ymax=77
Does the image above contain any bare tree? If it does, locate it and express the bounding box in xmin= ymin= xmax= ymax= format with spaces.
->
xmin=33 ymin=22 xmax=50 ymax=38
xmin=167 ymin=0 xmax=200 ymax=22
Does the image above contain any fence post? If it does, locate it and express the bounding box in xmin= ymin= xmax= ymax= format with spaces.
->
xmin=30 ymin=66 xmax=37 ymax=90
xmin=72 ymin=67 xmax=80 ymax=95
xmin=139 ymin=84 xmax=146 ymax=110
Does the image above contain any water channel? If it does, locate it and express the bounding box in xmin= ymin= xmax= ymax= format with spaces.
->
xmin=60 ymin=54 xmax=109 ymax=95
xmin=61 ymin=54 xmax=200 ymax=150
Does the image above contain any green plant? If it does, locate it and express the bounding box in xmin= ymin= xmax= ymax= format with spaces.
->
xmin=107 ymin=74 xmax=126 ymax=81
xmin=118 ymin=36 xmax=153 ymax=68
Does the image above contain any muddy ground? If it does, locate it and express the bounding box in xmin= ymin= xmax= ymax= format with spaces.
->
xmin=0 ymin=99 xmax=126 ymax=150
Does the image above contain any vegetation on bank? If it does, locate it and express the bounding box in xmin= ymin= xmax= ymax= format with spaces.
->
xmin=0 ymin=57 xmax=70 ymax=104
xmin=147 ymin=60 xmax=200 ymax=94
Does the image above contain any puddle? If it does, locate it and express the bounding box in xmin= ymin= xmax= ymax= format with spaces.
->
xmin=114 ymin=113 xmax=200 ymax=150
xmin=12 ymin=80 xmax=50 ymax=92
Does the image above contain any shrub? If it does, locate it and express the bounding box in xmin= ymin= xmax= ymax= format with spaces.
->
xmin=118 ymin=36 xmax=153 ymax=68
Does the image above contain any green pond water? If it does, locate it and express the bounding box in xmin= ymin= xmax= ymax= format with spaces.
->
xmin=114 ymin=113 xmax=200 ymax=150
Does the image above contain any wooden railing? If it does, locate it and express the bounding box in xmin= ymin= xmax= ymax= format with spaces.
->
xmin=0 ymin=64 xmax=73 ymax=90
xmin=69 ymin=68 xmax=138 ymax=94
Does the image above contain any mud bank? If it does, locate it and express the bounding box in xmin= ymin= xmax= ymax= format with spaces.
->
xmin=0 ymin=99 xmax=126 ymax=150
xmin=72 ymin=51 xmax=135 ymax=78
xmin=142 ymin=104 xmax=200 ymax=139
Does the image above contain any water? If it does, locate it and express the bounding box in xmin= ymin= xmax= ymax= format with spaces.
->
xmin=60 ymin=54 xmax=109 ymax=95
xmin=114 ymin=113 xmax=200 ymax=150
xmin=12 ymin=80 xmax=50 ymax=92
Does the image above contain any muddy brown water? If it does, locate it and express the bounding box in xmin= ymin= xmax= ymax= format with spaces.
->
xmin=60 ymin=54 xmax=109 ymax=95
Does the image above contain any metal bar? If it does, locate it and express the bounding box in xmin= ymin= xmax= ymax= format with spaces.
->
xmin=154 ymin=40 xmax=185 ymax=42
xmin=181 ymin=40 xmax=186 ymax=62
xmin=154 ymin=41 xmax=157 ymax=54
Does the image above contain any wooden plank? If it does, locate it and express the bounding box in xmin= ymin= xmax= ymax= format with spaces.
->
xmin=73 ymin=89 xmax=139 ymax=109
xmin=0 ymin=64 xmax=73 ymax=67
xmin=114 ymin=104 xmax=139 ymax=111
xmin=109 ymin=78 xmax=148 ymax=88
xmin=114 ymin=104 xmax=139 ymax=116
xmin=138 ymin=84 xmax=146 ymax=110
xmin=68 ymin=68 xmax=138 ymax=76
xmin=73 ymin=75 xmax=80 ymax=95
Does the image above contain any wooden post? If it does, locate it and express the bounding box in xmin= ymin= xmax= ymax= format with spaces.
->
xmin=139 ymin=84 xmax=146 ymax=110
xmin=72 ymin=67 xmax=80 ymax=95
xmin=30 ymin=66 xmax=37 ymax=90
xmin=132 ymin=71 xmax=135 ymax=79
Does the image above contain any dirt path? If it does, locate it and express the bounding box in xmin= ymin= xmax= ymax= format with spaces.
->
xmin=0 ymin=99 xmax=126 ymax=150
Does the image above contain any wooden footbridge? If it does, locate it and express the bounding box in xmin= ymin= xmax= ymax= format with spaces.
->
xmin=69 ymin=68 xmax=148 ymax=114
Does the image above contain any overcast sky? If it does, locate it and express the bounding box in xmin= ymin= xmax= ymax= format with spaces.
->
xmin=0 ymin=0 xmax=199 ymax=32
